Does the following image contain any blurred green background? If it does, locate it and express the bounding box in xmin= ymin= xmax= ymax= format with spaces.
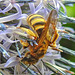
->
xmin=60 ymin=4 xmax=75 ymax=72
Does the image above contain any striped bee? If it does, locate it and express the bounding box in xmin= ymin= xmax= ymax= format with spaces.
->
xmin=18 ymin=10 xmax=60 ymax=65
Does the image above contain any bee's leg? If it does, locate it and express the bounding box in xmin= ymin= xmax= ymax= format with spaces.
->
xmin=51 ymin=47 xmax=63 ymax=52
xmin=20 ymin=40 xmax=29 ymax=48
xmin=33 ymin=64 xmax=42 ymax=75
xmin=51 ymin=30 xmax=59 ymax=46
xmin=17 ymin=27 xmax=38 ymax=39
xmin=50 ymin=42 xmax=56 ymax=47
xmin=58 ymin=29 xmax=68 ymax=34
xmin=49 ymin=43 xmax=63 ymax=52
xmin=22 ymin=64 xmax=30 ymax=73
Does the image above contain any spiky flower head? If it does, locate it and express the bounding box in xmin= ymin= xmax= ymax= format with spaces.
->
xmin=0 ymin=0 xmax=75 ymax=75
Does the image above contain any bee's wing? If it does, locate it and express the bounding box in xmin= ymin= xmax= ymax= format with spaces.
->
xmin=48 ymin=10 xmax=59 ymax=44
xmin=49 ymin=10 xmax=57 ymax=36
xmin=38 ymin=10 xmax=58 ymax=45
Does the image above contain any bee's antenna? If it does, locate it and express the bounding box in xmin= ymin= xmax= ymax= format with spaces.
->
xmin=33 ymin=64 xmax=42 ymax=75
xmin=22 ymin=64 xmax=30 ymax=73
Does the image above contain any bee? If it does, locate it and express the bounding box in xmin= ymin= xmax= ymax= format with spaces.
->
xmin=18 ymin=10 xmax=61 ymax=65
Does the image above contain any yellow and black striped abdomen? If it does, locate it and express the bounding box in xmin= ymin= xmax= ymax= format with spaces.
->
xmin=27 ymin=14 xmax=46 ymax=31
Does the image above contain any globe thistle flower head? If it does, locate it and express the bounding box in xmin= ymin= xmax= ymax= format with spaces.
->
xmin=0 ymin=0 xmax=75 ymax=75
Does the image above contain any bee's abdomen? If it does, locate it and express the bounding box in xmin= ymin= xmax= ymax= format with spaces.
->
xmin=27 ymin=14 xmax=46 ymax=30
